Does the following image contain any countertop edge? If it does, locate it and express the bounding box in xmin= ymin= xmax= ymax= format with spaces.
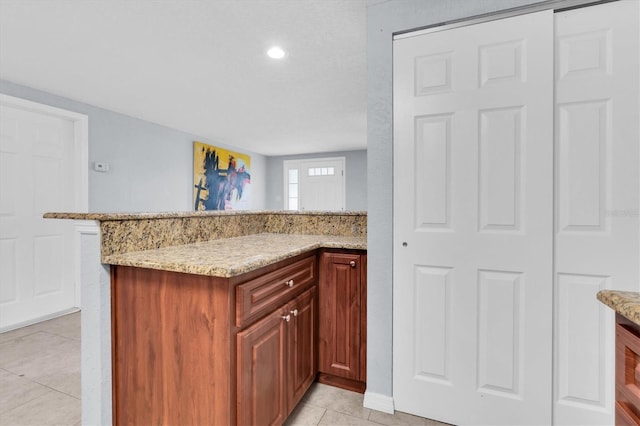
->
xmin=103 ymin=235 xmax=366 ymax=278
xmin=44 ymin=210 xmax=367 ymax=221
xmin=597 ymin=290 xmax=640 ymax=326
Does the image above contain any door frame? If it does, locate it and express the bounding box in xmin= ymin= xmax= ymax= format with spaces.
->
xmin=0 ymin=94 xmax=89 ymax=308
xmin=282 ymin=157 xmax=346 ymax=211
xmin=393 ymin=0 xmax=611 ymax=41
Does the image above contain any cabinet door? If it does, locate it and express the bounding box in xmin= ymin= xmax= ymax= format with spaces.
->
xmin=318 ymin=252 xmax=361 ymax=380
xmin=287 ymin=287 xmax=317 ymax=409
xmin=237 ymin=309 xmax=288 ymax=426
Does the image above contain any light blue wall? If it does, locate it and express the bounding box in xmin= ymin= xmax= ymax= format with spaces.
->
xmin=265 ymin=150 xmax=367 ymax=211
xmin=366 ymin=0 xmax=547 ymax=400
xmin=0 ymin=79 xmax=267 ymax=213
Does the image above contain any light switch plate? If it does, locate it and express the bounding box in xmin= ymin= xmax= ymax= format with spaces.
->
xmin=94 ymin=162 xmax=109 ymax=172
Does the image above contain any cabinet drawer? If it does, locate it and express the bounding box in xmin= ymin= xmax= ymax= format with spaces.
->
xmin=236 ymin=256 xmax=316 ymax=327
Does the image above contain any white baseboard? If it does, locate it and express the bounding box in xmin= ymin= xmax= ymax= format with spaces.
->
xmin=0 ymin=307 xmax=80 ymax=333
xmin=363 ymin=390 xmax=395 ymax=414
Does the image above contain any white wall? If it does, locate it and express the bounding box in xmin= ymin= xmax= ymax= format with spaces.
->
xmin=0 ymin=79 xmax=266 ymax=212
xmin=366 ymin=0 xmax=548 ymax=401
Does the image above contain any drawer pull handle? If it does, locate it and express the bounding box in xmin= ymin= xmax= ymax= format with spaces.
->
xmin=281 ymin=314 xmax=291 ymax=322
xmin=350 ymin=261 xmax=356 ymax=268
xmin=285 ymin=279 xmax=294 ymax=287
xmin=290 ymin=309 xmax=298 ymax=317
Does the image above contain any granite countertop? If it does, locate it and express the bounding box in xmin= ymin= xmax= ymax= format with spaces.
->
xmin=44 ymin=210 xmax=367 ymax=221
xmin=103 ymin=233 xmax=366 ymax=278
xmin=597 ymin=290 xmax=640 ymax=326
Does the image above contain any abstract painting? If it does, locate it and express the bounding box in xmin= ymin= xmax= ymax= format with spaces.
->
xmin=193 ymin=141 xmax=251 ymax=211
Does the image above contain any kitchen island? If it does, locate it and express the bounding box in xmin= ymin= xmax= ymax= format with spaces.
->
xmin=45 ymin=210 xmax=367 ymax=425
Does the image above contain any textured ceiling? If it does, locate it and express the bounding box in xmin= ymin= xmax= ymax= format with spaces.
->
xmin=0 ymin=0 xmax=382 ymax=156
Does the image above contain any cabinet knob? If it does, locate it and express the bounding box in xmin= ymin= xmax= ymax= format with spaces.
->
xmin=350 ymin=261 xmax=356 ymax=268
xmin=281 ymin=314 xmax=291 ymax=322
xmin=285 ymin=279 xmax=294 ymax=287
xmin=290 ymin=309 xmax=298 ymax=317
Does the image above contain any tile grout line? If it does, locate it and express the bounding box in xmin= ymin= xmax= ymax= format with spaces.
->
xmin=0 ymin=330 xmax=41 ymax=345
xmin=0 ymin=379 xmax=55 ymax=417
xmin=1 ymin=367 xmax=80 ymax=402
xmin=316 ymin=407 xmax=328 ymax=425
xmin=38 ymin=329 xmax=81 ymax=341
xmin=33 ymin=381 xmax=81 ymax=400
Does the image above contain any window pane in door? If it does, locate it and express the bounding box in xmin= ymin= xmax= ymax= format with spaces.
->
xmin=288 ymin=183 xmax=298 ymax=197
xmin=288 ymin=169 xmax=298 ymax=184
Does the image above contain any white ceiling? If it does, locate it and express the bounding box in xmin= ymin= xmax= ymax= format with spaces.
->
xmin=0 ymin=0 xmax=382 ymax=156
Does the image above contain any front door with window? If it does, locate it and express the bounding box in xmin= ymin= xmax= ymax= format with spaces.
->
xmin=284 ymin=158 xmax=345 ymax=211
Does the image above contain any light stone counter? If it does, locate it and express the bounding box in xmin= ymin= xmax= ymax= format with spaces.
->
xmin=104 ymin=233 xmax=366 ymax=277
xmin=597 ymin=290 xmax=640 ymax=326
xmin=45 ymin=210 xmax=366 ymax=258
xmin=44 ymin=210 xmax=366 ymax=221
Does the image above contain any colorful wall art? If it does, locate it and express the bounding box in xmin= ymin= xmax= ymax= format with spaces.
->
xmin=193 ymin=141 xmax=251 ymax=211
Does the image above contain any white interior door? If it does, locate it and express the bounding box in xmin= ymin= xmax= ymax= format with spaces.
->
xmin=284 ymin=158 xmax=345 ymax=211
xmin=554 ymin=2 xmax=639 ymax=424
xmin=393 ymin=11 xmax=554 ymax=425
xmin=0 ymin=96 xmax=87 ymax=330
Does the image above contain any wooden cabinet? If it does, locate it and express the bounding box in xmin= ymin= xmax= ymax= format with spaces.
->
xmin=111 ymin=247 xmax=368 ymax=424
xmin=236 ymin=256 xmax=316 ymax=327
xmin=287 ymin=287 xmax=317 ymax=409
xmin=318 ymin=250 xmax=367 ymax=392
xmin=237 ymin=304 xmax=288 ymax=426
xmin=616 ymin=314 xmax=640 ymax=425
xmin=111 ymin=253 xmax=317 ymax=426
xmin=237 ymin=287 xmax=317 ymax=426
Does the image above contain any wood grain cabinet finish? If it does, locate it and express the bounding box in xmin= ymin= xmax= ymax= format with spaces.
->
xmin=616 ymin=314 xmax=640 ymax=425
xmin=236 ymin=256 xmax=316 ymax=327
xmin=237 ymin=287 xmax=317 ymax=426
xmin=287 ymin=287 xmax=317 ymax=409
xmin=111 ymin=253 xmax=317 ymax=426
xmin=111 ymin=266 xmax=227 ymax=426
xmin=318 ymin=250 xmax=367 ymax=393
xmin=237 ymin=305 xmax=289 ymax=426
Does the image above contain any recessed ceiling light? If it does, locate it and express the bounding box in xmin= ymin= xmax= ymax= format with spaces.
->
xmin=267 ymin=46 xmax=287 ymax=59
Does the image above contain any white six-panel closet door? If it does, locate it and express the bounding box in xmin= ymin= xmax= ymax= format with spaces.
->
xmin=393 ymin=10 xmax=554 ymax=425
xmin=554 ymin=1 xmax=639 ymax=425
xmin=393 ymin=1 xmax=639 ymax=425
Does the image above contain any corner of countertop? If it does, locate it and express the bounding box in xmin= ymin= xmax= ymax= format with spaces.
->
xmin=597 ymin=289 xmax=640 ymax=326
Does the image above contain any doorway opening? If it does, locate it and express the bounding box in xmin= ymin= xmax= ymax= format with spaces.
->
xmin=283 ymin=157 xmax=345 ymax=211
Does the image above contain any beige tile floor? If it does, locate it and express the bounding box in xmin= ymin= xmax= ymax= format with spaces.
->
xmin=0 ymin=312 xmax=81 ymax=426
xmin=286 ymin=383 xmax=449 ymax=426
xmin=0 ymin=312 xmax=448 ymax=426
